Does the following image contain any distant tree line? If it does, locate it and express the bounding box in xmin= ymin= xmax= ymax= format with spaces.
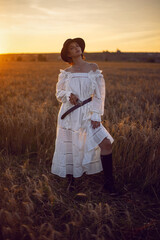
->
xmin=0 ymin=51 xmax=159 ymax=63
xmin=16 ymin=54 xmax=47 ymax=62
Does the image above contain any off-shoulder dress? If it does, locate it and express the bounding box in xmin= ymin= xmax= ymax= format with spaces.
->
xmin=51 ymin=69 xmax=114 ymax=178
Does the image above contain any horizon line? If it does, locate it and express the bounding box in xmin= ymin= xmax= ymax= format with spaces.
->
xmin=1 ymin=51 xmax=160 ymax=55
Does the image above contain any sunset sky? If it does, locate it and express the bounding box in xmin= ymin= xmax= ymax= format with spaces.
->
xmin=0 ymin=0 xmax=160 ymax=54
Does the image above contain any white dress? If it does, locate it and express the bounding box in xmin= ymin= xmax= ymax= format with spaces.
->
xmin=51 ymin=69 xmax=114 ymax=178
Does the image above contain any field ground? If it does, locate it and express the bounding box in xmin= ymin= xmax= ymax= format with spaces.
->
xmin=0 ymin=61 xmax=160 ymax=240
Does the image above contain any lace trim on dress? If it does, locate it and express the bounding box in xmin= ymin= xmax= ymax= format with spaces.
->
xmin=88 ymin=69 xmax=103 ymax=90
xmin=59 ymin=69 xmax=103 ymax=95
xmin=59 ymin=69 xmax=103 ymax=75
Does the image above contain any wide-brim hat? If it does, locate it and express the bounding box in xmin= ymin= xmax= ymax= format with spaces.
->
xmin=61 ymin=37 xmax=85 ymax=62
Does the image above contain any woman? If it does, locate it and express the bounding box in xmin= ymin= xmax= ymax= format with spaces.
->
xmin=51 ymin=37 xmax=118 ymax=195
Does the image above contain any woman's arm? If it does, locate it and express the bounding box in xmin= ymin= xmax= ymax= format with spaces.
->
xmin=56 ymin=72 xmax=72 ymax=103
xmin=90 ymin=63 xmax=106 ymax=128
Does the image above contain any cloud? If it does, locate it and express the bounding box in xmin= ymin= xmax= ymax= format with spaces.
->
xmin=90 ymin=29 xmax=160 ymax=44
xmin=30 ymin=4 xmax=63 ymax=16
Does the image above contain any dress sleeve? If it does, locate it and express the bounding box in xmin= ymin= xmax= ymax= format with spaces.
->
xmin=90 ymin=70 xmax=106 ymax=122
xmin=56 ymin=70 xmax=72 ymax=103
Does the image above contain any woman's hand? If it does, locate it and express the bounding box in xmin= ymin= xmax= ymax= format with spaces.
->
xmin=69 ymin=93 xmax=79 ymax=105
xmin=91 ymin=120 xmax=100 ymax=129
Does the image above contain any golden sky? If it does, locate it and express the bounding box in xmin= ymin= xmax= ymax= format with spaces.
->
xmin=0 ymin=0 xmax=160 ymax=54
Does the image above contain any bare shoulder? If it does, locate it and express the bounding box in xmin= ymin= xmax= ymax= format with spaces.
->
xmin=64 ymin=67 xmax=72 ymax=72
xmin=89 ymin=62 xmax=99 ymax=72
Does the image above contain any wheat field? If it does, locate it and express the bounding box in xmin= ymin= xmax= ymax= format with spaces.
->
xmin=0 ymin=60 xmax=160 ymax=240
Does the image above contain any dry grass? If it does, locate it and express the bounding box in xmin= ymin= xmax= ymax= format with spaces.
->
xmin=0 ymin=60 xmax=160 ymax=240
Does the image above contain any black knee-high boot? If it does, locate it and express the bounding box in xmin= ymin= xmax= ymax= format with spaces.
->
xmin=100 ymin=153 xmax=117 ymax=194
xmin=67 ymin=174 xmax=75 ymax=192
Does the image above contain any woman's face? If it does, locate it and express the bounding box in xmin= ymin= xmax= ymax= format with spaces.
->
xmin=67 ymin=41 xmax=82 ymax=59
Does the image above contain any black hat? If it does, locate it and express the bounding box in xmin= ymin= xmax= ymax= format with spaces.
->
xmin=61 ymin=37 xmax=85 ymax=62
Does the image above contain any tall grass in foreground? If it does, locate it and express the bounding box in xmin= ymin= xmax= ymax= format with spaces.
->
xmin=0 ymin=151 xmax=160 ymax=240
xmin=0 ymin=61 xmax=160 ymax=239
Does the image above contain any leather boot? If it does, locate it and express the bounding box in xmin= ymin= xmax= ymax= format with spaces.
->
xmin=67 ymin=174 xmax=75 ymax=192
xmin=100 ymin=153 xmax=118 ymax=195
